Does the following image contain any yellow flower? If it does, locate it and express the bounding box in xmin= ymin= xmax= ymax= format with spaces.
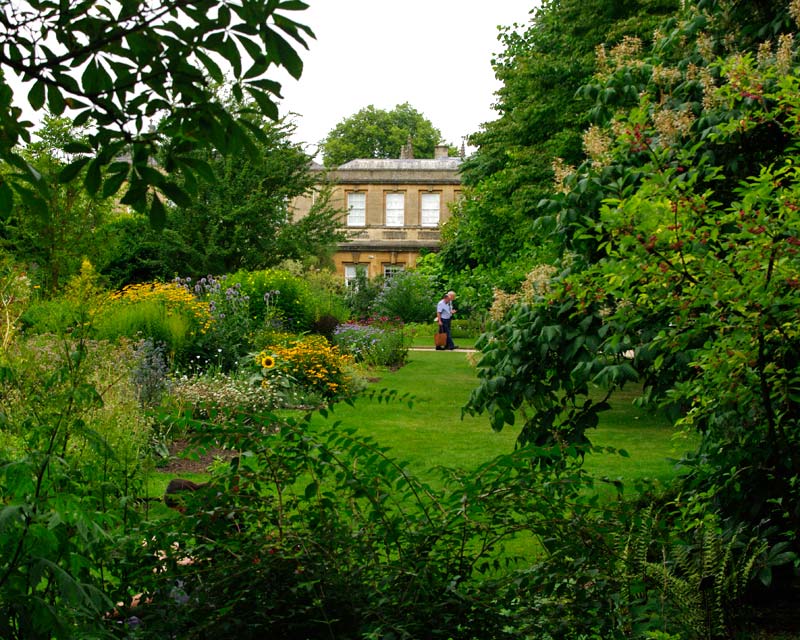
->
xmin=261 ymin=355 xmax=276 ymax=369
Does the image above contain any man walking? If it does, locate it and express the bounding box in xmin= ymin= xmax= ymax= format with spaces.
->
xmin=436 ymin=290 xmax=458 ymax=350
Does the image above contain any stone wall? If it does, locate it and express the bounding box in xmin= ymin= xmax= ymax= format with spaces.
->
xmin=290 ymin=156 xmax=462 ymax=280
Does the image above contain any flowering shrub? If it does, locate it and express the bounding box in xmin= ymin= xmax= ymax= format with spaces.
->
xmin=332 ymin=319 xmax=408 ymax=368
xmin=174 ymin=275 xmax=251 ymax=371
xmin=93 ymin=282 xmax=211 ymax=358
xmin=169 ymin=370 xmax=293 ymax=418
xmin=331 ymin=323 xmax=384 ymax=361
xmin=253 ymin=335 xmax=358 ymax=401
xmin=489 ymin=265 xmax=557 ymax=321
xmin=108 ymin=282 xmax=211 ymax=331
xmin=228 ymin=268 xmax=315 ymax=331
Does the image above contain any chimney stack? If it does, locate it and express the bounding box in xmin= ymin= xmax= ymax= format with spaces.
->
xmin=434 ymin=145 xmax=449 ymax=159
xmin=400 ymin=136 xmax=414 ymax=159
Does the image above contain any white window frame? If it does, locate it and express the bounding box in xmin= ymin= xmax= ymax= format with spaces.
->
xmin=347 ymin=192 xmax=366 ymax=227
xmin=385 ymin=192 xmax=405 ymax=227
xmin=383 ymin=264 xmax=405 ymax=279
xmin=344 ymin=264 xmax=366 ymax=287
xmin=420 ymin=192 xmax=441 ymax=227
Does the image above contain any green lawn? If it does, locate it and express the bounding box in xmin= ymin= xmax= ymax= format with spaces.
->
xmin=406 ymin=322 xmax=479 ymax=349
xmin=150 ymin=346 xmax=699 ymax=574
xmin=155 ymin=348 xmax=694 ymax=498
xmin=311 ymin=349 xmax=694 ymax=490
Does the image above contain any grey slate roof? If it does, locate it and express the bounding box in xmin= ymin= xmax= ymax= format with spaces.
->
xmin=337 ymin=158 xmax=462 ymax=171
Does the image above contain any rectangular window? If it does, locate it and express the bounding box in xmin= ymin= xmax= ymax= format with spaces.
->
xmin=383 ymin=264 xmax=404 ymax=279
xmin=420 ymin=192 xmax=441 ymax=226
xmin=347 ymin=192 xmax=366 ymax=226
xmin=344 ymin=264 xmax=366 ymax=287
xmin=385 ymin=193 xmax=404 ymax=227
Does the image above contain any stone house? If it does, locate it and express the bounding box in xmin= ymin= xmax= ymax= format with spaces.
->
xmin=291 ymin=143 xmax=462 ymax=283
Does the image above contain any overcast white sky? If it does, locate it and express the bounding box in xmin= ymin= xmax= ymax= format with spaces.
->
xmin=274 ymin=2 xmax=535 ymax=159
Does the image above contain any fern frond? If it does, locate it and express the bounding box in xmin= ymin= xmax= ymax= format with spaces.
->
xmin=643 ymin=559 xmax=705 ymax=630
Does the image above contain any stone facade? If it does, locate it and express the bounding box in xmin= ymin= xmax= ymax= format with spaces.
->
xmin=290 ymin=145 xmax=462 ymax=281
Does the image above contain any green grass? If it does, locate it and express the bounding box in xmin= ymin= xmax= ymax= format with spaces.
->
xmin=307 ymin=349 xmax=693 ymax=566
xmin=406 ymin=323 xmax=478 ymax=349
xmin=321 ymin=350 xmax=516 ymax=475
xmin=154 ymin=348 xmax=695 ymax=499
xmin=312 ymin=349 xmax=694 ymax=491
xmin=584 ymin=385 xmax=693 ymax=486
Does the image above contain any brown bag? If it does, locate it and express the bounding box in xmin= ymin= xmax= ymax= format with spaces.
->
xmin=434 ymin=330 xmax=447 ymax=348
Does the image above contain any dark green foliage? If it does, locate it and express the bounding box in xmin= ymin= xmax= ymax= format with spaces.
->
xmin=227 ymin=268 xmax=317 ymax=331
xmin=621 ymin=513 xmax=771 ymax=639
xmin=167 ymin=116 xmax=344 ymax=275
xmin=96 ymin=118 xmax=344 ymax=284
xmin=370 ymin=269 xmax=438 ymax=324
xmin=109 ymin=403 xmax=604 ymax=639
xmin=0 ymin=338 xmax=148 ymax=640
xmin=320 ymin=102 xmax=445 ymax=167
xmin=1 ymin=116 xmax=113 ymax=292
xmin=440 ymin=0 xmax=679 ymax=276
xmin=110 ymin=399 xmax=784 ymax=639
xmin=0 ymin=0 xmax=313 ymax=226
xmin=97 ymin=214 xmax=200 ymax=286
xmin=465 ymin=295 xmax=634 ymax=452
xmin=466 ymin=0 xmax=800 ymax=552
xmin=310 ymin=313 xmax=339 ymax=340
xmin=343 ymin=267 xmax=382 ymax=321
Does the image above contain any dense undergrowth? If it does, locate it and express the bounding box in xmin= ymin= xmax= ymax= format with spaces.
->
xmin=0 ymin=325 xmax=795 ymax=639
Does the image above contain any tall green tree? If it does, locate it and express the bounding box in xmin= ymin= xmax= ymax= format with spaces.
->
xmin=0 ymin=0 xmax=312 ymax=226
xmin=95 ymin=214 xmax=200 ymax=286
xmin=168 ymin=114 xmax=344 ymax=275
xmin=1 ymin=116 xmax=112 ymax=292
xmin=441 ymin=0 xmax=678 ymax=276
xmin=466 ymin=0 xmax=800 ymax=543
xmin=320 ymin=103 xmax=445 ymax=167
xmin=100 ymin=112 xmax=345 ymax=283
